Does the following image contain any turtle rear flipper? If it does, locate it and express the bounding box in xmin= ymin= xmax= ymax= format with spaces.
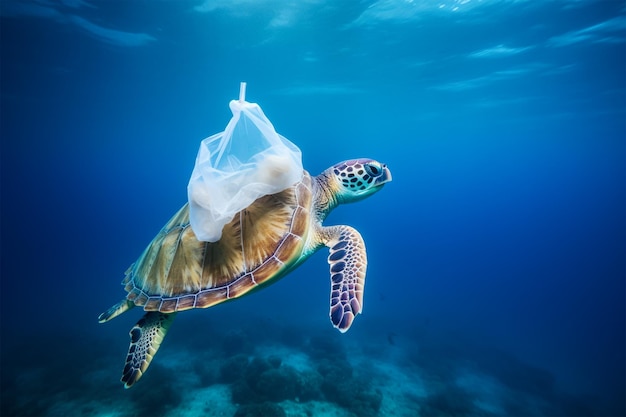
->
xmin=122 ymin=312 xmax=176 ymax=389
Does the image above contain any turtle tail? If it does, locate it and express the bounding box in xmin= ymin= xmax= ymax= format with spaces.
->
xmin=121 ymin=311 xmax=176 ymax=389
xmin=98 ymin=299 xmax=134 ymax=323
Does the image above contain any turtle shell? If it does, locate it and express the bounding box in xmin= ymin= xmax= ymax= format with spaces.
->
xmin=123 ymin=171 xmax=313 ymax=313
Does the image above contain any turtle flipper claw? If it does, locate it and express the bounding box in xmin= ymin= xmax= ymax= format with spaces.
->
xmin=121 ymin=312 xmax=176 ymax=389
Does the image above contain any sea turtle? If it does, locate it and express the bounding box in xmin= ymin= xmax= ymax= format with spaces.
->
xmin=98 ymin=158 xmax=392 ymax=388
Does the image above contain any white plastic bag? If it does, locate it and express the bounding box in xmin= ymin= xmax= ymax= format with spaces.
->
xmin=187 ymin=83 xmax=303 ymax=242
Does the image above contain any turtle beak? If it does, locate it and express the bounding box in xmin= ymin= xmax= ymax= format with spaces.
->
xmin=374 ymin=164 xmax=392 ymax=186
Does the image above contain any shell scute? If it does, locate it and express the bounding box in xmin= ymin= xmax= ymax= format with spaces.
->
xmin=295 ymin=180 xmax=312 ymax=206
xmin=290 ymin=206 xmax=309 ymax=237
xmin=228 ymin=273 xmax=257 ymax=298
xmin=196 ymin=288 xmax=228 ymax=309
xmin=252 ymin=256 xmax=284 ymax=285
xmin=127 ymin=289 xmax=140 ymax=302
xmin=144 ymin=297 xmax=161 ymax=310
xmin=134 ymin=292 xmax=149 ymax=306
xmin=176 ymin=294 xmax=197 ymax=311
xmin=159 ymin=299 xmax=177 ymax=313
xmin=274 ymin=233 xmax=303 ymax=263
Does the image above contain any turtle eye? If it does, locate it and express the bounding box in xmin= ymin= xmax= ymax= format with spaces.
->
xmin=364 ymin=163 xmax=382 ymax=177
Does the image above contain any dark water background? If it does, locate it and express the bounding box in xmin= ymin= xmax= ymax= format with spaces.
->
xmin=1 ymin=1 xmax=624 ymax=416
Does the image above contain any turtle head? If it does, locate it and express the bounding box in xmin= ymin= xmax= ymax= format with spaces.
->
xmin=326 ymin=158 xmax=392 ymax=204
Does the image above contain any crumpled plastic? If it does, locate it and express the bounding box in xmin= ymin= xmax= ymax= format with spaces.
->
xmin=187 ymin=83 xmax=303 ymax=242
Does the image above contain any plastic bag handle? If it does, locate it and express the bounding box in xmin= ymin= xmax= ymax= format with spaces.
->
xmin=215 ymin=82 xmax=247 ymax=165
xmin=239 ymin=82 xmax=246 ymax=103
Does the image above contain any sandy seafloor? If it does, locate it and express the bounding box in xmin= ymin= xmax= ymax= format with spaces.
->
xmin=2 ymin=306 xmax=595 ymax=417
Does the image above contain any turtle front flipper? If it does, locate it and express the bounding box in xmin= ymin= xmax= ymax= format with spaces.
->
xmin=324 ymin=225 xmax=367 ymax=333
xmin=121 ymin=312 xmax=176 ymax=389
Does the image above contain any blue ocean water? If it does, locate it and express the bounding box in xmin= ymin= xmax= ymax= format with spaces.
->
xmin=1 ymin=1 xmax=624 ymax=416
